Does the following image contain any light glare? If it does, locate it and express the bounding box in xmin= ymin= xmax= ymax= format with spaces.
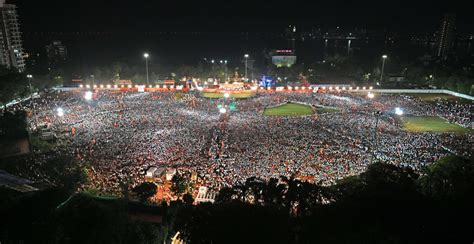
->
xmin=84 ymin=91 xmax=93 ymax=101
xmin=56 ymin=107 xmax=64 ymax=117
xmin=395 ymin=107 xmax=404 ymax=115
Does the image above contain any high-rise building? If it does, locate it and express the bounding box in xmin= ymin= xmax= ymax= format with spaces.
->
xmin=0 ymin=0 xmax=25 ymax=72
xmin=46 ymin=40 xmax=68 ymax=67
xmin=436 ymin=14 xmax=456 ymax=59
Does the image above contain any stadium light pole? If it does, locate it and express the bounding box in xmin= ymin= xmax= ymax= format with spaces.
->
xmin=224 ymin=60 xmax=228 ymax=82
xmin=90 ymin=75 xmax=95 ymax=87
xmin=144 ymin=53 xmax=150 ymax=85
xmin=27 ymin=74 xmax=37 ymax=127
xmin=380 ymin=55 xmax=387 ymax=82
xmin=244 ymin=54 xmax=249 ymax=81
xmin=27 ymin=74 xmax=33 ymax=93
xmin=219 ymin=60 xmax=223 ymax=82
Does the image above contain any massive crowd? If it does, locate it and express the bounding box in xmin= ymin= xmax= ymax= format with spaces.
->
xmin=4 ymin=89 xmax=472 ymax=194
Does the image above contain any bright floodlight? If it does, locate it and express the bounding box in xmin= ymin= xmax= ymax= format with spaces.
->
xmin=144 ymin=53 xmax=149 ymax=58
xmin=367 ymin=92 xmax=375 ymax=99
xmin=27 ymin=74 xmax=33 ymax=78
xmin=395 ymin=107 xmax=404 ymax=115
xmin=219 ymin=108 xmax=227 ymax=114
xmin=382 ymin=55 xmax=388 ymax=59
xmin=56 ymin=107 xmax=64 ymax=117
xmin=244 ymin=54 xmax=249 ymax=58
xmin=224 ymin=93 xmax=230 ymax=98
xmin=84 ymin=91 xmax=93 ymax=101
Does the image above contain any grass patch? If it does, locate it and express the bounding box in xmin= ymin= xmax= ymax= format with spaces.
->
xmin=173 ymin=92 xmax=185 ymax=100
xmin=264 ymin=102 xmax=314 ymax=116
xmin=202 ymin=92 xmax=256 ymax=99
xmin=402 ymin=93 xmax=470 ymax=103
xmin=402 ymin=116 xmax=471 ymax=133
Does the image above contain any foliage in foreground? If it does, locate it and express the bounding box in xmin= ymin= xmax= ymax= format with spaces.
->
xmin=0 ymin=156 xmax=472 ymax=243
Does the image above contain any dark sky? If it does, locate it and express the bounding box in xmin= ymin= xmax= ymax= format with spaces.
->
xmin=11 ymin=0 xmax=474 ymax=33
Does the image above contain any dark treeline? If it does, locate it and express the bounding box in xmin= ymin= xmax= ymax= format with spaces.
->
xmin=174 ymin=156 xmax=473 ymax=243
xmin=25 ymin=51 xmax=474 ymax=95
xmin=1 ymin=156 xmax=472 ymax=243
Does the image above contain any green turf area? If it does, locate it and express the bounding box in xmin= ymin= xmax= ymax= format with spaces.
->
xmin=202 ymin=92 xmax=256 ymax=99
xmin=263 ymin=102 xmax=314 ymax=116
xmin=402 ymin=116 xmax=471 ymax=133
xmin=401 ymin=93 xmax=471 ymax=103
xmin=173 ymin=92 xmax=185 ymax=100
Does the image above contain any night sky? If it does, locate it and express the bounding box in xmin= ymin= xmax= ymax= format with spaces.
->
xmin=11 ymin=0 xmax=474 ymax=33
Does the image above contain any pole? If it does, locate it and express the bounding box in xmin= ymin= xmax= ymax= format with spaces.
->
xmin=380 ymin=58 xmax=386 ymax=82
xmin=145 ymin=57 xmax=149 ymax=85
xmin=28 ymin=76 xmax=37 ymax=127
xmin=223 ymin=60 xmax=227 ymax=82
xmin=245 ymin=57 xmax=248 ymax=81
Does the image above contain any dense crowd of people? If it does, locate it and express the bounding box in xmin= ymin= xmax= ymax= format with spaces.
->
xmin=5 ymin=89 xmax=472 ymax=195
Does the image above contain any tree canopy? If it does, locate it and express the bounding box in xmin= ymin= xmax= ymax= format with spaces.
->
xmin=0 ymin=67 xmax=30 ymax=107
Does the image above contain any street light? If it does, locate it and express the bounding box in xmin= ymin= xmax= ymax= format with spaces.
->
xmin=26 ymin=74 xmax=33 ymax=93
xmin=224 ymin=60 xmax=228 ymax=82
xmin=380 ymin=55 xmax=387 ymax=82
xmin=27 ymin=74 xmax=33 ymax=91
xmin=90 ymin=75 xmax=95 ymax=86
xmin=244 ymin=54 xmax=249 ymax=81
xmin=144 ymin=53 xmax=150 ymax=85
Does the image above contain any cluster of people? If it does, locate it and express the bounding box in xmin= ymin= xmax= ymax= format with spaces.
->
xmin=7 ymin=89 xmax=472 ymax=195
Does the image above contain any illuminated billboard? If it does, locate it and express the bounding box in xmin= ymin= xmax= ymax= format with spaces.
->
xmin=272 ymin=55 xmax=297 ymax=67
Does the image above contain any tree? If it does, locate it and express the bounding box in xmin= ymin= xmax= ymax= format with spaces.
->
xmin=262 ymin=177 xmax=285 ymax=206
xmin=0 ymin=110 xmax=28 ymax=138
xmin=418 ymin=156 xmax=473 ymax=200
xmin=182 ymin=193 xmax=194 ymax=205
xmin=170 ymin=174 xmax=189 ymax=197
xmin=133 ymin=182 xmax=157 ymax=202
xmin=215 ymin=187 xmax=237 ymax=203
xmin=31 ymin=74 xmax=63 ymax=90
xmin=0 ymin=67 xmax=30 ymax=107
